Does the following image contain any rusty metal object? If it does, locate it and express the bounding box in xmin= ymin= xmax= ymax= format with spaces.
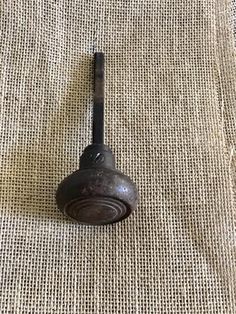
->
xmin=56 ymin=53 xmax=138 ymax=225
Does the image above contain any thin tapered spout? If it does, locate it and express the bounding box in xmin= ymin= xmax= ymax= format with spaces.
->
xmin=93 ymin=52 xmax=104 ymax=144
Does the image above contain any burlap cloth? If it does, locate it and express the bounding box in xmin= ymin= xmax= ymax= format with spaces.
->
xmin=0 ymin=1 xmax=235 ymax=313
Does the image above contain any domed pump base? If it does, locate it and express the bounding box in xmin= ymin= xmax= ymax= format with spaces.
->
xmin=56 ymin=144 xmax=139 ymax=225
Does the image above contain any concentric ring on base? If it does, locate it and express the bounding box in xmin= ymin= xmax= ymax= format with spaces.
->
xmin=64 ymin=197 xmax=129 ymax=225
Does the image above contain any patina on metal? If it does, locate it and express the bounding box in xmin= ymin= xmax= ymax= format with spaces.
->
xmin=56 ymin=52 xmax=138 ymax=225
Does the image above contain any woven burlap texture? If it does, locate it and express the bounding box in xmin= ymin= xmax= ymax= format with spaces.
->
xmin=0 ymin=1 xmax=235 ymax=313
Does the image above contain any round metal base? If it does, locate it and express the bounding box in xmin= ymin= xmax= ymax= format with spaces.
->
xmin=64 ymin=197 xmax=130 ymax=225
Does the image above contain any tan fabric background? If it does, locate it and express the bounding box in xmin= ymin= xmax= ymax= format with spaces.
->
xmin=0 ymin=1 xmax=235 ymax=313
